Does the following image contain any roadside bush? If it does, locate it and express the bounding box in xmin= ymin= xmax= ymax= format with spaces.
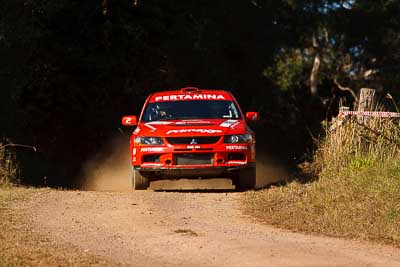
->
xmin=243 ymin=116 xmax=400 ymax=246
xmin=0 ymin=143 xmax=19 ymax=187
xmin=318 ymin=116 xmax=400 ymax=170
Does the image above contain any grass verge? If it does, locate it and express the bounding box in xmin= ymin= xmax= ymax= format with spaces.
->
xmin=0 ymin=187 xmax=118 ymax=266
xmin=242 ymin=116 xmax=400 ymax=246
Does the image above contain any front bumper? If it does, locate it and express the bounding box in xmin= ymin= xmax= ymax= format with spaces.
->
xmin=131 ymin=141 xmax=256 ymax=179
xmin=133 ymin=163 xmax=255 ymax=179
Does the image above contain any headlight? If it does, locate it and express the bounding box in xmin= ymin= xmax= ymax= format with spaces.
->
xmin=134 ymin=137 xmax=164 ymax=145
xmin=224 ymin=134 xmax=252 ymax=143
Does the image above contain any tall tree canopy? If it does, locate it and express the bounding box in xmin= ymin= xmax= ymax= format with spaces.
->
xmin=1 ymin=0 xmax=400 ymax=186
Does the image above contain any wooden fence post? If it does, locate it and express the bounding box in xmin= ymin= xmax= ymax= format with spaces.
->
xmin=358 ymin=88 xmax=376 ymax=123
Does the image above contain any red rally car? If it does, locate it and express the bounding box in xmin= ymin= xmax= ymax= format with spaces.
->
xmin=122 ymin=87 xmax=259 ymax=190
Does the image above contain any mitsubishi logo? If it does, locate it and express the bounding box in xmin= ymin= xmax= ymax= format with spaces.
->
xmin=190 ymin=138 xmax=198 ymax=145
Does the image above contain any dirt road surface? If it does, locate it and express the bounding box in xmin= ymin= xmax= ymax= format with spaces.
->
xmin=12 ymin=188 xmax=399 ymax=267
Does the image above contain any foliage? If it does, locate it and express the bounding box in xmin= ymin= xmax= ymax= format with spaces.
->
xmin=263 ymin=49 xmax=308 ymax=91
xmin=0 ymin=144 xmax=19 ymax=187
xmin=319 ymin=116 xmax=400 ymax=168
xmin=1 ymin=0 xmax=400 ymax=186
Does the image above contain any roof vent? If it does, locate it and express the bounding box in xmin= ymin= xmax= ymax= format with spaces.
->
xmin=180 ymin=87 xmax=199 ymax=93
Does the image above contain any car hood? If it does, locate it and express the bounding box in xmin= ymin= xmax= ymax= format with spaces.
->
xmin=134 ymin=119 xmax=247 ymax=137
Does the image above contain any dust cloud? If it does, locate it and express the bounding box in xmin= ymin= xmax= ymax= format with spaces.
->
xmin=81 ymin=136 xmax=132 ymax=191
xmin=150 ymin=179 xmax=235 ymax=191
xmin=148 ymin=153 xmax=289 ymax=190
xmin=255 ymin=153 xmax=288 ymax=189
xmin=79 ymin=136 xmax=288 ymax=191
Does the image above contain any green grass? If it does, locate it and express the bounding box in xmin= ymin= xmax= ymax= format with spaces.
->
xmin=242 ymin=117 xmax=400 ymax=246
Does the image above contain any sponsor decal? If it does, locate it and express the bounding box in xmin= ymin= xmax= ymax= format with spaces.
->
xmin=187 ymin=145 xmax=201 ymax=149
xmin=226 ymin=145 xmax=248 ymax=150
xmin=132 ymin=148 xmax=137 ymax=155
xmin=147 ymin=121 xmax=173 ymax=125
xmin=154 ymin=94 xmax=226 ymax=102
xmin=140 ymin=147 xmax=164 ymax=152
xmin=220 ymin=119 xmax=238 ymax=128
xmin=133 ymin=127 xmax=140 ymax=134
xmin=227 ymin=161 xmax=247 ymax=164
xmin=174 ymin=120 xmax=211 ymax=125
xmin=166 ymin=129 xmax=222 ymax=135
xmin=141 ymin=163 xmax=164 ymax=166
xmin=230 ymin=121 xmax=240 ymax=129
xmin=144 ymin=123 xmax=157 ymax=131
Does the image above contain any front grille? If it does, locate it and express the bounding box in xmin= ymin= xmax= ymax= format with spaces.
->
xmin=166 ymin=136 xmax=221 ymax=145
xmin=175 ymin=153 xmax=214 ymax=165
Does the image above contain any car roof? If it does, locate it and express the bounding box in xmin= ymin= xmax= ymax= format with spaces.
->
xmin=149 ymin=87 xmax=234 ymax=103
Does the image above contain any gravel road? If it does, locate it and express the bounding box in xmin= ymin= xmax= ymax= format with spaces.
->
xmin=17 ymin=188 xmax=400 ymax=267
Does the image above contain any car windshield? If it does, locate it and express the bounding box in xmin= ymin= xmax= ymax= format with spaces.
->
xmin=142 ymin=100 xmax=242 ymax=122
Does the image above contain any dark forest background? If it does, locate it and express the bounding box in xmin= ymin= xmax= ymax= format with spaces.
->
xmin=1 ymin=0 xmax=400 ymax=187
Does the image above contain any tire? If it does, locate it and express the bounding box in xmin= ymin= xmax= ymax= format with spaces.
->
xmin=132 ymin=170 xmax=149 ymax=190
xmin=237 ymin=166 xmax=256 ymax=190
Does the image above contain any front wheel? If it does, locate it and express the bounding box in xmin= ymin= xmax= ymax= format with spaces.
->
xmin=132 ymin=170 xmax=149 ymax=190
xmin=237 ymin=166 xmax=256 ymax=190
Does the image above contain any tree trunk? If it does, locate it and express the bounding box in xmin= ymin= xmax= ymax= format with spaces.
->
xmin=310 ymin=34 xmax=320 ymax=96
xmin=357 ymin=88 xmax=376 ymax=123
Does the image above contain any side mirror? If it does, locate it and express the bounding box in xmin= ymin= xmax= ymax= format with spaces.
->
xmin=122 ymin=115 xmax=137 ymax=126
xmin=245 ymin=112 xmax=260 ymax=121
